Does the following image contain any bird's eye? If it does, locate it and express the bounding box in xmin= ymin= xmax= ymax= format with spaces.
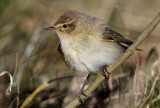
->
xmin=63 ymin=24 xmax=67 ymax=28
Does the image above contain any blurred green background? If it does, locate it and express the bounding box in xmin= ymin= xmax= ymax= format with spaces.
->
xmin=0 ymin=0 xmax=160 ymax=108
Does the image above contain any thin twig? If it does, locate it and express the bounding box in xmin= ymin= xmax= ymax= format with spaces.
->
xmin=65 ymin=12 xmax=160 ymax=108
xmin=114 ymin=0 xmax=129 ymax=37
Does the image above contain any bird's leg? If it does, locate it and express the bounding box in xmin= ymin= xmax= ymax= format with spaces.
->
xmin=78 ymin=73 xmax=91 ymax=103
xmin=102 ymin=66 xmax=110 ymax=79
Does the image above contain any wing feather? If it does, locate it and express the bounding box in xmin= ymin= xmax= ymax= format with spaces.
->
xmin=103 ymin=28 xmax=133 ymax=49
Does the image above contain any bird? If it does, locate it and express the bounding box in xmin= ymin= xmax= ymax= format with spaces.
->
xmin=45 ymin=10 xmax=133 ymax=102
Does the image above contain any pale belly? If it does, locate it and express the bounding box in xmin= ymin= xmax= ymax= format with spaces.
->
xmin=61 ymin=39 xmax=124 ymax=73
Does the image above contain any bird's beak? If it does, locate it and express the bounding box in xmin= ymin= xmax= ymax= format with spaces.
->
xmin=44 ymin=26 xmax=56 ymax=30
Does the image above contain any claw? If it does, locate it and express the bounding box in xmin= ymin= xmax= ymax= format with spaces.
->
xmin=102 ymin=67 xmax=110 ymax=79
xmin=78 ymin=87 xmax=86 ymax=103
xmin=103 ymin=67 xmax=110 ymax=74
xmin=102 ymin=71 xmax=109 ymax=79
xmin=78 ymin=96 xmax=84 ymax=103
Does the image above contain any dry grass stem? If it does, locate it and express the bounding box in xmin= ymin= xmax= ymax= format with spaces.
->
xmin=0 ymin=71 xmax=13 ymax=95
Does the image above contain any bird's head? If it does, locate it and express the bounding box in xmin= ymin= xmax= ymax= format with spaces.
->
xmin=45 ymin=10 xmax=94 ymax=38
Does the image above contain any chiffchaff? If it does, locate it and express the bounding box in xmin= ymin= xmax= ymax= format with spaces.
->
xmin=45 ymin=10 xmax=133 ymax=102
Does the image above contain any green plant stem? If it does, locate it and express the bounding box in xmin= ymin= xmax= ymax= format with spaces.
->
xmin=65 ymin=12 xmax=160 ymax=108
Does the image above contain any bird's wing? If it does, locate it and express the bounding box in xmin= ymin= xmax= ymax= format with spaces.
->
xmin=102 ymin=28 xmax=133 ymax=49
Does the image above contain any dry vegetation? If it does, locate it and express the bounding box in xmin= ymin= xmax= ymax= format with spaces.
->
xmin=0 ymin=0 xmax=160 ymax=108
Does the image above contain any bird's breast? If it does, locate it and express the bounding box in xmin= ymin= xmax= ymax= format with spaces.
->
xmin=59 ymin=37 xmax=90 ymax=73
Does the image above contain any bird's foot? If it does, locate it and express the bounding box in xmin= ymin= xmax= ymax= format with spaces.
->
xmin=78 ymin=88 xmax=87 ymax=103
xmin=78 ymin=74 xmax=90 ymax=103
xmin=102 ymin=67 xmax=110 ymax=79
